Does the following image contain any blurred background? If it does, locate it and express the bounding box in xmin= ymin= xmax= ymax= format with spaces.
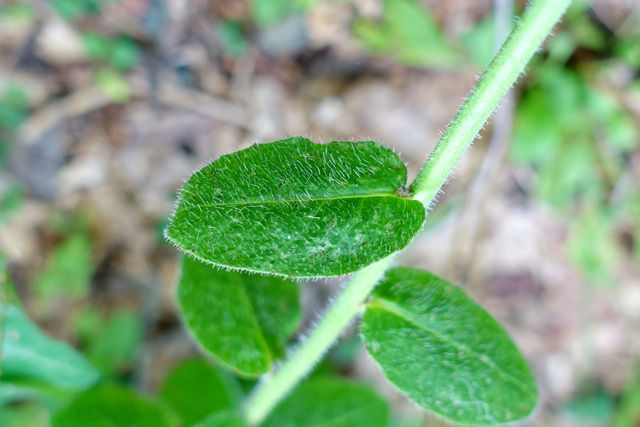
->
xmin=0 ymin=0 xmax=639 ymax=425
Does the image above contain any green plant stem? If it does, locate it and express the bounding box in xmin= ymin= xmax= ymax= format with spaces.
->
xmin=243 ymin=0 xmax=571 ymax=424
xmin=244 ymin=255 xmax=393 ymax=425
xmin=410 ymin=0 xmax=571 ymax=206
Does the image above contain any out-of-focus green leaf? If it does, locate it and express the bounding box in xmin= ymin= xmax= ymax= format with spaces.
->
xmin=53 ymin=0 xmax=106 ymax=20
xmin=0 ymin=84 xmax=29 ymax=130
xmin=35 ymin=233 xmax=93 ymax=299
xmin=178 ymin=257 xmax=301 ymax=376
xmin=159 ymin=359 xmax=243 ymax=426
xmin=111 ymin=37 xmax=141 ymax=71
xmin=616 ymin=386 xmax=640 ymax=427
xmin=586 ymin=89 xmax=638 ymax=151
xmin=82 ymin=31 xmax=112 ymax=60
xmin=261 ymin=377 xmax=389 ymax=427
xmin=166 ymin=137 xmax=425 ymax=278
xmin=218 ymin=22 xmax=248 ymax=57
xmin=52 ymin=385 xmax=172 ymax=427
xmin=0 ymin=304 xmax=100 ymax=390
xmin=0 ymin=381 xmax=40 ymax=405
xmin=617 ymin=34 xmax=640 ymax=68
xmin=568 ymin=205 xmax=621 ymax=286
xmin=547 ymin=31 xmax=576 ymax=64
xmin=249 ymin=0 xmax=301 ymax=27
xmin=511 ymin=86 xmax=561 ymax=165
xmin=87 ymin=311 xmax=144 ymax=375
xmin=563 ymin=389 xmax=615 ymax=423
xmin=0 ymin=183 xmax=24 ymax=224
xmin=361 ymin=267 xmax=537 ymax=425
xmin=353 ymin=0 xmax=459 ymax=67
xmin=461 ymin=13 xmax=495 ymax=68
xmin=195 ymin=411 xmax=244 ymax=427
xmin=0 ymin=401 xmax=49 ymax=427
xmin=94 ymin=68 xmax=131 ymax=103
xmin=535 ymin=128 xmax=601 ymax=208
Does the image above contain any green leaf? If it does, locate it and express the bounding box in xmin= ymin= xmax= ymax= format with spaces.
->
xmin=160 ymin=358 xmax=243 ymax=426
xmin=568 ymin=205 xmax=621 ymax=286
xmin=94 ymin=68 xmax=131 ymax=103
xmin=249 ymin=0 xmax=300 ymax=27
xmin=194 ymin=411 xmax=244 ymax=427
xmin=218 ymin=21 xmax=248 ymax=57
xmin=166 ymin=137 xmax=425 ymax=278
xmin=87 ymin=310 xmax=144 ymax=375
xmin=354 ymin=0 xmax=459 ymax=68
xmin=52 ymin=385 xmax=172 ymax=427
xmin=0 ymin=304 xmax=100 ymax=390
xmin=111 ymin=36 xmax=141 ymax=71
xmin=178 ymin=257 xmax=301 ymax=376
xmin=361 ymin=267 xmax=537 ymax=425
xmin=461 ymin=13 xmax=495 ymax=68
xmin=35 ymin=233 xmax=94 ymax=299
xmin=616 ymin=387 xmax=640 ymax=427
xmin=0 ymin=401 xmax=49 ymax=427
xmin=261 ymin=377 xmax=389 ymax=427
xmin=82 ymin=31 xmax=113 ymax=61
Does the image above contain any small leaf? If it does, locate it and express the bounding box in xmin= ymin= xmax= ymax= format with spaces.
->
xmin=159 ymin=358 xmax=243 ymax=426
xmin=178 ymin=257 xmax=301 ymax=376
xmin=166 ymin=137 xmax=425 ymax=278
xmin=87 ymin=310 xmax=144 ymax=375
xmin=361 ymin=267 xmax=537 ymax=425
xmin=0 ymin=304 xmax=100 ymax=390
xmin=34 ymin=233 xmax=94 ymax=299
xmin=261 ymin=377 xmax=389 ymax=427
xmin=52 ymin=385 xmax=172 ymax=427
xmin=354 ymin=0 xmax=460 ymax=68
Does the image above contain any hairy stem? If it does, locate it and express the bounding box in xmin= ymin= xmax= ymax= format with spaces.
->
xmin=244 ymin=256 xmax=393 ymax=425
xmin=410 ymin=0 xmax=571 ymax=206
xmin=243 ymin=0 xmax=571 ymax=424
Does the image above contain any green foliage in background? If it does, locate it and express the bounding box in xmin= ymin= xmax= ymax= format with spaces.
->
xmin=35 ymin=234 xmax=94 ymax=299
xmin=3 ymin=1 xmax=639 ymax=426
xmin=52 ymin=385 xmax=172 ymax=427
xmin=353 ymin=0 xmax=459 ymax=67
xmin=159 ymin=359 xmax=244 ymax=426
xmin=0 ymin=305 xmax=100 ymax=391
xmin=261 ymin=378 xmax=389 ymax=427
xmin=511 ymin=3 xmax=640 ymax=286
xmin=0 ymin=84 xmax=29 ymax=166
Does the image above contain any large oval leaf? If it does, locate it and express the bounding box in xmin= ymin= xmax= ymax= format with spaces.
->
xmin=361 ymin=267 xmax=537 ymax=425
xmin=52 ymin=385 xmax=172 ymax=427
xmin=261 ymin=377 xmax=389 ymax=427
xmin=178 ymin=257 xmax=301 ymax=377
xmin=0 ymin=304 xmax=100 ymax=390
xmin=165 ymin=137 xmax=425 ymax=277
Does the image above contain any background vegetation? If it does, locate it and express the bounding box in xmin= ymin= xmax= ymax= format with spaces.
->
xmin=1 ymin=0 xmax=639 ymax=425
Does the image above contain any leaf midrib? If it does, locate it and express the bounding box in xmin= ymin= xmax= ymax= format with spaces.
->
xmin=178 ymin=192 xmax=412 ymax=212
xmin=367 ymin=297 xmax=531 ymax=392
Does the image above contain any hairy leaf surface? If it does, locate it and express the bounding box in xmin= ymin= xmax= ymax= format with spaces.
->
xmin=166 ymin=137 xmax=425 ymax=277
xmin=178 ymin=257 xmax=301 ymax=377
xmin=0 ymin=304 xmax=99 ymax=390
xmin=261 ymin=377 xmax=389 ymax=427
xmin=361 ymin=267 xmax=537 ymax=425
